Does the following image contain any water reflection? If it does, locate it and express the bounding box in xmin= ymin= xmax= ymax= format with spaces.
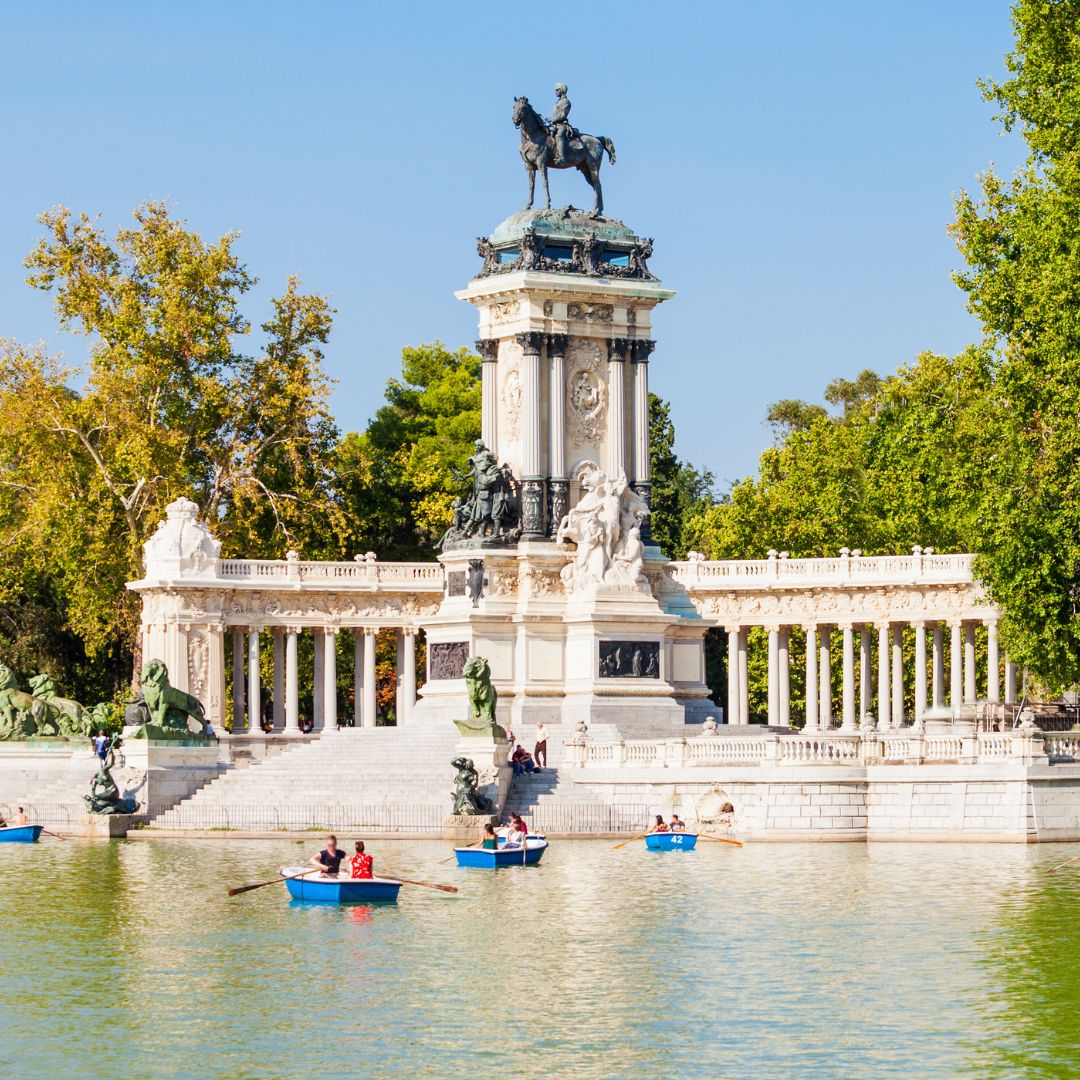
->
xmin=0 ymin=839 xmax=1078 ymax=1078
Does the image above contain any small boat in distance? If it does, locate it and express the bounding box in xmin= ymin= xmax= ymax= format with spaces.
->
xmin=279 ymin=866 xmax=402 ymax=903
xmin=0 ymin=824 xmax=43 ymax=843
xmin=645 ymin=832 xmax=698 ymax=852
xmin=455 ymin=837 xmax=549 ymax=868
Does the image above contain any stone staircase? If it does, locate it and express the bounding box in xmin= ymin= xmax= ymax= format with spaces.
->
xmin=149 ymin=726 xmax=460 ymax=830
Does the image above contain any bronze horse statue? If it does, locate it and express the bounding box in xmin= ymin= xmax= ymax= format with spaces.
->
xmin=513 ymin=97 xmax=616 ymax=216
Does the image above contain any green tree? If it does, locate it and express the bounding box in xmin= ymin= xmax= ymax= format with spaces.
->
xmin=949 ymin=0 xmax=1080 ymax=687
xmin=0 ymin=203 xmax=341 ymax=696
xmin=647 ymin=392 xmax=714 ymax=557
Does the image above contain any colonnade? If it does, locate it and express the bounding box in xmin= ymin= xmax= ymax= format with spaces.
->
xmin=724 ymin=618 xmax=1017 ymax=729
xmin=228 ymin=626 xmax=419 ymax=735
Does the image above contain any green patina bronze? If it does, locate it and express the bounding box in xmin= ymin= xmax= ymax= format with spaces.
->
xmin=0 ymin=664 xmax=93 ymax=739
xmin=453 ymin=656 xmax=506 ymax=738
xmin=450 ymin=756 xmax=494 ymax=815
xmin=126 ymin=660 xmax=208 ymax=740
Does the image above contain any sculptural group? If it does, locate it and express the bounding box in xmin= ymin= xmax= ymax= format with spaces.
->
xmin=84 ymin=733 xmax=129 ymax=815
xmin=125 ymin=660 xmax=206 ymax=735
xmin=0 ymin=664 xmax=93 ymax=739
xmin=437 ymin=440 xmax=522 ymax=550
xmin=450 ymin=755 xmax=494 ymax=816
xmin=556 ymin=461 xmax=649 ymax=593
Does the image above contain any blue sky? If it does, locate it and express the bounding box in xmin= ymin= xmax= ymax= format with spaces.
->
xmin=0 ymin=1 xmax=1022 ymax=486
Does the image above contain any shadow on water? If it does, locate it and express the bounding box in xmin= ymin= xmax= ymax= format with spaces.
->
xmin=0 ymin=838 xmax=1079 ymax=1078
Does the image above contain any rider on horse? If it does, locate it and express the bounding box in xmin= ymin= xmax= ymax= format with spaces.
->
xmin=548 ymin=83 xmax=576 ymax=164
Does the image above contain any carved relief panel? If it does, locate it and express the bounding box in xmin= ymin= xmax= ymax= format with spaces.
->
xmin=566 ymin=340 xmax=606 ymax=447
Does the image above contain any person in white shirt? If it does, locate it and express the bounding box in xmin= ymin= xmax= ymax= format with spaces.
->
xmin=534 ymin=721 xmax=550 ymax=770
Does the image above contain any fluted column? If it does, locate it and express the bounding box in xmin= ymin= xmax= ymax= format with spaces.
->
xmin=284 ymin=627 xmax=300 ymax=733
xmin=913 ymin=622 xmax=927 ymax=729
xmin=1004 ymin=656 xmax=1017 ymax=703
xmin=231 ymin=628 xmax=245 ymax=732
xmin=804 ymin=626 xmax=819 ymax=731
xmin=841 ymin=624 xmax=856 ymax=731
xmin=738 ymin=629 xmax=749 ymax=725
xmin=950 ymin=622 xmax=963 ymax=719
xmin=964 ymin=623 xmax=977 ymax=703
xmin=606 ymin=337 xmax=630 ymax=479
xmin=726 ymin=627 xmax=739 ymax=726
xmin=401 ymin=628 xmax=417 ymax=725
xmin=891 ymin=626 xmax=904 ymax=727
xmin=631 ymin=339 xmax=655 ymax=543
xmin=767 ymin=628 xmax=780 ymax=726
xmin=987 ymin=621 xmax=1000 ymax=703
xmin=247 ymin=628 xmax=261 ymax=733
xmin=363 ymin=628 xmax=377 ymax=728
xmin=272 ymin=629 xmax=284 ymax=730
xmin=322 ymin=630 xmax=337 ymax=729
xmin=932 ymin=624 xmax=945 ymax=709
xmin=819 ymin=627 xmax=832 ymax=730
xmin=517 ymin=331 xmax=546 ymax=538
xmin=312 ymin=631 xmax=324 ymax=731
xmin=778 ymin=628 xmax=791 ymax=728
xmin=877 ymin=623 xmax=890 ymax=732
xmin=546 ymin=334 xmax=570 ymax=538
xmin=859 ymin=628 xmax=872 ymax=728
xmin=477 ymin=340 xmax=498 ymax=453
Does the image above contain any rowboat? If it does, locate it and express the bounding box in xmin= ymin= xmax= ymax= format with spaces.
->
xmin=454 ymin=837 xmax=548 ymax=868
xmin=645 ymin=832 xmax=698 ymax=852
xmin=279 ymin=866 xmax=402 ymax=903
xmin=0 ymin=824 xmax=43 ymax=843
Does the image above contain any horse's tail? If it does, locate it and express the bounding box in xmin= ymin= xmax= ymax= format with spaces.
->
xmin=602 ymin=137 xmax=616 ymax=165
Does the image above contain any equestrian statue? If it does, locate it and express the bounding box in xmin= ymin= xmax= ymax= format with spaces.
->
xmin=513 ymin=85 xmax=616 ymax=216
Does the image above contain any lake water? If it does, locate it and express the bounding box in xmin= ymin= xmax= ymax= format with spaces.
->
xmin=1 ymin=837 xmax=1078 ymax=1079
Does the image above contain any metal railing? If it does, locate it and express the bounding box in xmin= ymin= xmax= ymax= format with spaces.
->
xmin=507 ymin=803 xmax=650 ymax=834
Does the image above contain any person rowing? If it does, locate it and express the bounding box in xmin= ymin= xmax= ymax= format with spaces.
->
xmin=310 ymin=833 xmax=347 ymax=876
xmin=652 ymin=814 xmax=669 ymax=833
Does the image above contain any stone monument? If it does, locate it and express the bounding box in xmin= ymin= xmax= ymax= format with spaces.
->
xmin=415 ymin=99 xmax=712 ymax=734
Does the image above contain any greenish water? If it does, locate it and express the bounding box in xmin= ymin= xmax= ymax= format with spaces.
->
xmin=1 ymin=838 xmax=1078 ymax=1079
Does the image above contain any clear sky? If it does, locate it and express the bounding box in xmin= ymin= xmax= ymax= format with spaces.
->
xmin=0 ymin=1 xmax=1022 ymax=487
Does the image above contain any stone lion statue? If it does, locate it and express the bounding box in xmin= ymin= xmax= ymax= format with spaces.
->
xmin=126 ymin=660 xmax=206 ymax=734
xmin=27 ymin=674 xmax=91 ymax=738
xmin=0 ymin=665 xmax=36 ymax=739
xmin=450 ymin=755 xmax=493 ymax=815
xmin=463 ymin=656 xmax=497 ymax=723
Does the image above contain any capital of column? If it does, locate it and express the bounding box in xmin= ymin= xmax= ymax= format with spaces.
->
xmin=515 ymin=331 xmax=545 ymax=355
xmin=723 ymin=625 xmax=742 ymax=635
xmin=475 ymin=339 xmax=498 ymax=363
xmin=363 ymin=626 xmax=379 ymax=637
xmin=631 ymin=339 xmax=656 ymax=364
xmin=323 ymin=626 xmax=340 ymax=637
xmin=546 ymin=332 xmax=570 ymax=356
xmin=606 ymin=336 xmax=632 ymax=361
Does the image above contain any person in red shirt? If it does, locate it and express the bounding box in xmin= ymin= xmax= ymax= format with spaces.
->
xmin=350 ymin=841 xmax=374 ymax=879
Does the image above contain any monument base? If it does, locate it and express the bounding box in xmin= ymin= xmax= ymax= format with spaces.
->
xmin=442 ymin=813 xmax=500 ymax=842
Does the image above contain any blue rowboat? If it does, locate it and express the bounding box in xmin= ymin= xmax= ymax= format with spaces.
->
xmin=279 ymin=866 xmax=401 ymax=903
xmin=0 ymin=824 xmax=43 ymax=843
xmin=645 ymin=832 xmax=698 ymax=852
xmin=454 ymin=838 xmax=548 ymax=868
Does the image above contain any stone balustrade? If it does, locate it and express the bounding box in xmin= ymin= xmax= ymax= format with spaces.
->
xmin=218 ymin=557 xmax=444 ymax=589
xmin=571 ymin=728 xmax=1051 ymax=769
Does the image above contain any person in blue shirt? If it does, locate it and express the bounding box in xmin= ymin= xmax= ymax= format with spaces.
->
xmin=92 ymin=730 xmax=109 ymax=760
xmin=310 ymin=834 xmax=347 ymax=875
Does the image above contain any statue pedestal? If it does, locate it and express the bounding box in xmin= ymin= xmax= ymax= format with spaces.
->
xmin=442 ymin=813 xmax=500 ymax=843
xmin=78 ymin=813 xmax=136 ymax=839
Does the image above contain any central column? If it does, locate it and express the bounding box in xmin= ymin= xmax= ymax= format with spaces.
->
xmin=819 ymin=627 xmax=833 ymax=730
xmin=353 ymin=631 xmax=364 ymax=727
xmin=859 ymin=627 xmax=872 ymax=727
xmin=231 ymin=627 xmax=245 ymax=732
xmin=841 ymin=624 xmax=856 ymax=731
xmin=877 ymin=623 xmax=891 ymax=732
xmin=517 ymin=331 xmax=546 ymax=539
xmin=323 ymin=629 xmax=337 ymax=730
xmin=247 ymin=628 xmax=261 ymax=733
xmin=631 ymin=339 xmax=655 ymax=542
xmin=726 ymin=626 xmax=739 ymax=726
xmin=913 ymin=621 xmax=927 ymax=728
xmin=950 ymin=622 xmax=963 ymax=719
xmin=363 ymin=628 xmax=377 ymax=728
xmin=986 ymin=620 xmax=1000 ymax=703
xmin=546 ymin=334 xmax=570 ymax=538
xmin=767 ymin=628 xmax=780 ymax=726
xmin=272 ymin=628 xmax=284 ymax=730
xmin=477 ymin=339 xmax=498 ymax=453
xmin=778 ymin=627 xmax=791 ymax=728
xmin=932 ymin=624 xmax=945 ymax=709
xmin=804 ymin=625 xmax=819 ymax=731
xmin=312 ymin=631 xmax=325 ymax=731
xmin=891 ymin=625 xmax=904 ymax=727
xmin=606 ymin=337 xmax=630 ymax=479
xmin=738 ymin=629 xmax=749 ymax=725
xmin=964 ymin=623 xmax=977 ymax=703
xmin=401 ymin=628 xmax=417 ymax=725
xmin=284 ymin=627 xmax=300 ymax=733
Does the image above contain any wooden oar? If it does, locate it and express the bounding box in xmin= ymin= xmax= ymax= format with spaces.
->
xmin=612 ymin=831 xmax=651 ymax=850
xmin=41 ymin=828 xmax=67 ymax=841
xmin=1048 ymin=852 xmax=1080 ymax=874
xmin=696 ymin=834 xmax=744 ymax=847
xmin=227 ymin=868 xmax=325 ymax=897
xmin=384 ymin=874 xmax=459 ymax=894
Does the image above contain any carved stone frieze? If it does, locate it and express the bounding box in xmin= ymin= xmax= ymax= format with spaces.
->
xmin=489 ymin=300 xmax=521 ymax=324
xmin=566 ymin=302 xmax=614 ymax=323
xmin=566 ymin=341 xmax=606 ymax=446
xmin=502 ymin=365 xmax=522 ymax=440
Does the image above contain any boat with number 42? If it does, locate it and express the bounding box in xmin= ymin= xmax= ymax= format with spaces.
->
xmin=645 ymin=832 xmax=698 ymax=852
xmin=0 ymin=824 xmax=43 ymax=843
xmin=454 ymin=837 xmax=549 ymax=868
xmin=279 ymin=866 xmax=402 ymax=903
